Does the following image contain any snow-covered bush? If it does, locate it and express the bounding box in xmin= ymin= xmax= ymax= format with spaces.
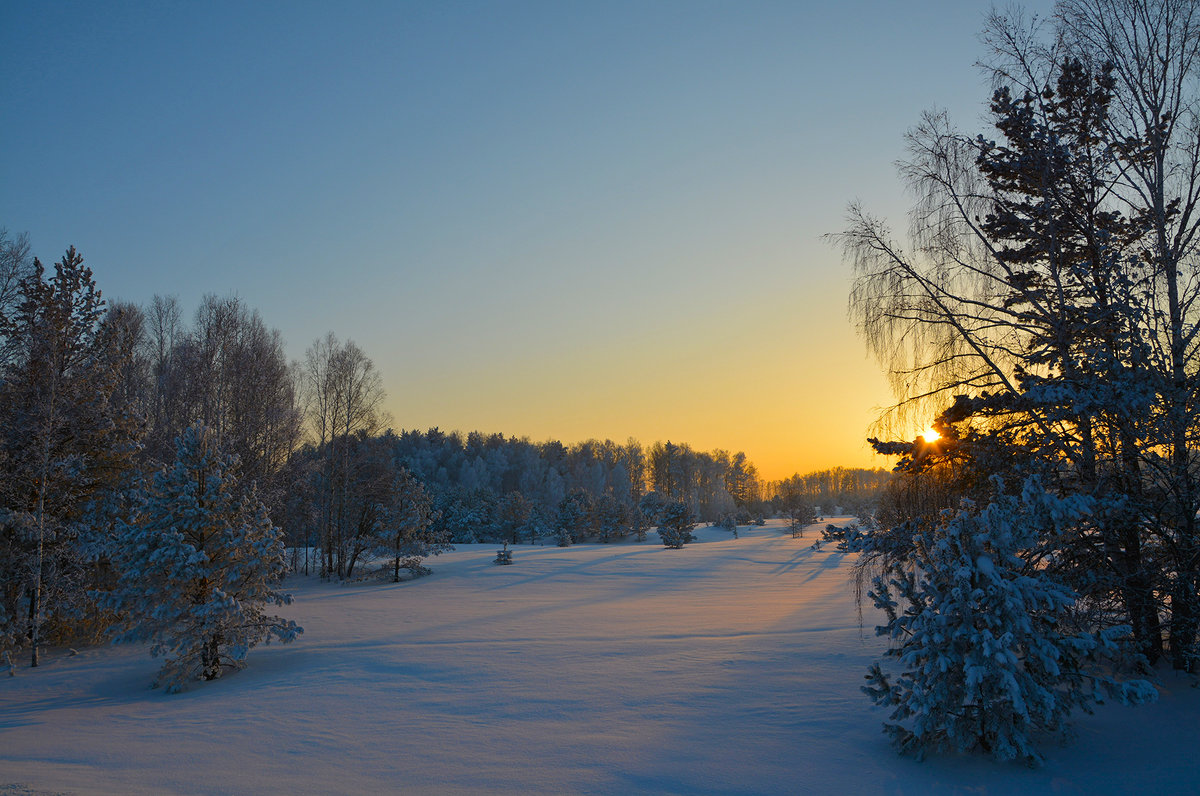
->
xmin=657 ymin=501 xmax=696 ymax=549
xmin=863 ymin=477 xmax=1155 ymax=764
xmin=104 ymin=423 xmax=302 ymax=692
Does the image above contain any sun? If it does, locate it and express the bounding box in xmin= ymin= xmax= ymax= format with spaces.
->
xmin=918 ymin=426 xmax=940 ymax=442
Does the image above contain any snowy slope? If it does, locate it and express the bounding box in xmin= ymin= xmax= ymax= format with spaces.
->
xmin=1 ymin=520 xmax=1196 ymax=795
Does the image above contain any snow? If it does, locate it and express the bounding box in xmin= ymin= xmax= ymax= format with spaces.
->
xmin=2 ymin=519 xmax=1196 ymax=795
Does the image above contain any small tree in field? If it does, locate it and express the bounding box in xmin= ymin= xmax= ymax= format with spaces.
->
xmin=786 ymin=500 xmax=815 ymax=538
xmin=382 ymin=468 xmax=447 ymax=582
xmin=657 ymin=501 xmax=696 ymax=549
xmin=105 ymin=423 xmax=301 ymax=691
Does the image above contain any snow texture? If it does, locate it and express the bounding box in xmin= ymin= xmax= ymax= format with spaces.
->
xmin=2 ymin=519 xmax=1196 ymax=794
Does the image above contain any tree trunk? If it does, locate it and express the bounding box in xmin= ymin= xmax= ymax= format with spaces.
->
xmin=30 ymin=390 xmax=56 ymax=669
xmin=200 ymin=633 xmax=223 ymax=681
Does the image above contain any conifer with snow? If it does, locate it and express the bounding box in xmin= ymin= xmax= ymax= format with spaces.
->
xmin=105 ymin=423 xmax=301 ymax=692
xmin=862 ymin=477 xmax=1155 ymax=764
xmin=555 ymin=490 xmax=591 ymax=547
xmin=657 ymin=501 xmax=696 ymax=549
xmin=0 ymin=246 xmax=140 ymax=667
xmin=370 ymin=467 xmax=448 ymax=582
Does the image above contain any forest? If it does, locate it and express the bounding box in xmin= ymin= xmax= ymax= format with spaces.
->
xmin=0 ymin=231 xmax=887 ymax=683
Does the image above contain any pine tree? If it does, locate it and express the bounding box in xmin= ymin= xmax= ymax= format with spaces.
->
xmin=862 ymin=477 xmax=1155 ymax=764
xmin=555 ymin=490 xmax=591 ymax=546
xmin=363 ymin=466 xmax=447 ymax=582
xmin=0 ymin=247 xmax=139 ymax=667
xmin=498 ymin=491 xmax=532 ymax=545
xmin=105 ymin=423 xmax=301 ymax=692
xmin=657 ymin=501 xmax=696 ymax=549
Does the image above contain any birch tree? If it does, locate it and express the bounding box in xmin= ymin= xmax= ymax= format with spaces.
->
xmin=300 ymin=333 xmax=387 ymax=577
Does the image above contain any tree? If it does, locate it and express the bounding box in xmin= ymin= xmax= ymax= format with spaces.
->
xmin=152 ymin=296 xmax=303 ymax=493
xmin=838 ymin=1 xmax=1200 ymax=670
xmin=331 ymin=437 xmax=450 ymax=580
xmin=629 ymin=505 xmax=651 ymax=543
xmin=555 ymin=490 xmax=591 ymax=546
xmin=300 ymin=333 xmax=388 ymax=578
xmin=861 ymin=477 xmax=1155 ymax=764
xmin=787 ymin=502 xmax=815 ymax=539
xmin=0 ymin=247 xmax=139 ymax=667
xmin=380 ymin=468 xmax=446 ymax=581
xmin=141 ymin=294 xmax=184 ymax=462
xmin=724 ymin=451 xmax=761 ymax=507
xmin=104 ymin=423 xmax=301 ymax=692
xmin=1055 ymin=0 xmax=1200 ymax=672
xmin=769 ymin=468 xmax=892 ymax=519
xmin=498 ymin=491 xmax=532 ymax=545
xmin=594 ymin=493 xmax=628 ymax=543
xmin=338 ymin=433 xmax=399 ymax=577
xmin=123 ymin=293 xmax=303 ymax=538
xmin=638 ymin=491 xmax=668 ymax=526
xmin=0 ymin=228 xmax=33 ymax=362
xmin=657 ymin=501 xmax=696 ymax=549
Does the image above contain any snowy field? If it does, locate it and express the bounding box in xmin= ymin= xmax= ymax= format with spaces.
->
xmin=2 ymin=519 xmax=1197 ymax=795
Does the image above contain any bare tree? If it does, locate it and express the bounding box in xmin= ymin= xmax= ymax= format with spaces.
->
xmin=138 ymin=294 xmax=302 ymax=511
xmin=300 ymin=333 xmax=388 ymax=577
xmin=0 ymin=228 xmax=34 ymax=368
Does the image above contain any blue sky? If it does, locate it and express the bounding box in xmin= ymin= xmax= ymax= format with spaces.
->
xmin=0 ymin=1 xmax=1052 ymax=478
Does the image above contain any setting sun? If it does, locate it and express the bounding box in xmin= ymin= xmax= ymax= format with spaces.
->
xmin=918 ymin=426 xmax=940 ymax=442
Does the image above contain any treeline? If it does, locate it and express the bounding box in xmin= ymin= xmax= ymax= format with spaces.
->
xmin=0 ymin=231 xmax=804 ymax=675
xmin=766 ymin=467 xmax=891 ymax=517
xmin=282 ymin=431 xmax=774 ymax=562
xmin=108 ymin=291 xmax=778 ymax=558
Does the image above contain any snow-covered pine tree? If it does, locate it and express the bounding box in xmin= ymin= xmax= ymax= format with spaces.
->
xmin=595 ymin=493 xmax=627 ymax=543
xmin=0 ymin=246 xmax=140 ymax=667
xmin=638 ymin=491 xmax=667 ymax=526
xmin=863 ymin=476 xmax=1155 ymax=764
xmin=498 ymin=491 xmax=532 ymax=545
xmin=629 ymin=506 xmax=650 ymax=543
xmin=555 ymin=491 xmax=590 ymax=547
xmin=657 ymin=501 xmax=696 ymax=549
xmin=105 ymin=422 xmax=301 ymax=692
xmin=376 ymin=467 xmax=448 ymax=582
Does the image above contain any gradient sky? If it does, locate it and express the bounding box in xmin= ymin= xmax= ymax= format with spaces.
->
xmin=0 ymin=1 xmax=1052 ymax=480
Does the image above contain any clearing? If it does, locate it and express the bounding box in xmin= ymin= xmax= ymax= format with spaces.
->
xmin=1 ymin=520 xmax=1196 ymax=794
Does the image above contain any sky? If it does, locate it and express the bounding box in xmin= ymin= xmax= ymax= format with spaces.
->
xmin=0 ymin=1 xmax=1053 ymax=481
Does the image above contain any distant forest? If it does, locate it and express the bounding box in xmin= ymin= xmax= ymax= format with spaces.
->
xmin=0 ymin=233 xmax=890 ymax=668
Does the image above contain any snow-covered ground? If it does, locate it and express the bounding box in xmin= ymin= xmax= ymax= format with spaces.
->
xmin=2 ymin=520 xmax=1196 ymax=795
